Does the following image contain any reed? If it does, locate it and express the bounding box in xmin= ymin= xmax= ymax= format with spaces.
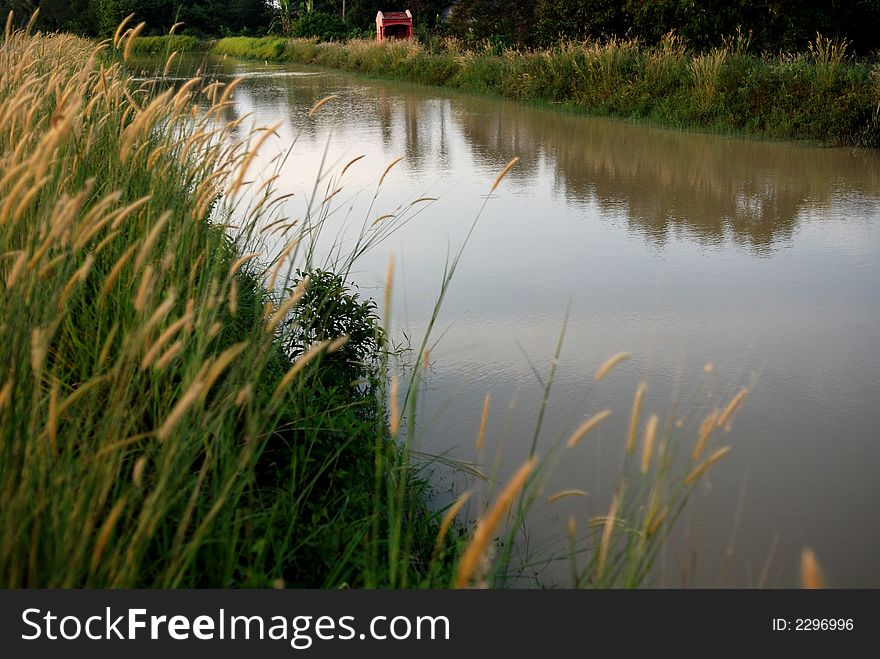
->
xmin=0 ymin=25 xmax=457 ymax=588
xmin=202 ymin=34 xmax=880 ymax=147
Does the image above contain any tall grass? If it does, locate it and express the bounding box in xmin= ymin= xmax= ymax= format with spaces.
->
xmin=0 ymin=22 xmax=458 ymax=588
xmin=204 ymin=34 xmax=880 ymax=147
xmin=2 ymin=19 xmax=745 ymax=590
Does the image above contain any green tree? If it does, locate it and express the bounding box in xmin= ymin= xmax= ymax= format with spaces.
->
xmin=534 ymin=0 xmax=627 ymax=46
xmin=448 ymin=0 xmax=536 ymax=47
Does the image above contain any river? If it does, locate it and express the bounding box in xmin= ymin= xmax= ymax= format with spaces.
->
xmin=134 ymin=53 xmax=880 ymax=588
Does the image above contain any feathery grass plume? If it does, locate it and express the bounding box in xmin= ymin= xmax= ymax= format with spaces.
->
xmin=267 ymin=276 xmax=309 ymax=333
xmin=90 ymin=497 xmax=128 ymax=573
xmin=340 ymin=154 xmax=365 ymax=178
xmin=227 ymin=278 xmax=238 ymax=316
xmin=110 ymin=195 xmax=152 ymax=230
xmin=454 ymin=457 xmax=536 ymax=588
xmin=163 ymin=51 xmax=179 ymax=77
xmin=717 ymin=388 xmax=748 ymax=428
xmin=98 ymin=325 xmax=119 ymax=368
xmin=640 ymin=414 xmax=659 ymax=474
xmin=646 ymin=504 xmax=670 ymax=537
xmin=31 ymin=327 xmax=50 ymax=373
xmin=153 ymin=341 xmax=184 ymax=371
xmin=491 ymin=157 xmax=519 ymax=192
xmin=123 ymin=22 xmax=146 ymax=61
xmin=566 ymin=409 xmax=612 ymax=448
xmin=133 ymin=265 xmax=154 ymax=312
xmin=201 ymin=343 xmax=248 ymax=399
xmin=134 ymin=212 xmax=171 ymax=271
xmin=25 ymin=8 xmax=40 ymax=34
xmin=433 ymin=491 xmax=472 ymax=559
xmin=594 ymin=352 xmax=630 ymax=382
xmin=235 ymin=385 xmax=252 ymax=406
xmin=307 ymin=94 xmax=338 ymax=118
xmin=119 ymin=89 xmax=173 ymax=162
xmin=388 ymin=374 xmax=400 ymax=437
xmin=597 ymin=493 xmax=620 ymax=579
xmin=142 ymin=292 xmax=177 ymax=336
xmin=379 ymin=156 xmax=404 ymax=187
xmin=171 ymin=77 xmax=202 ymax=114
xmin=100 ymin=245 xmax=137 ymax=299
xmin=5 ymin=251 xmax=26 ymax=289
xmin=475 ymin=393 xmax=490 ymax=454
xmin=57 ymin=376 xmax=111 ymax=417
xmin=547 ymin=489 xmax=588 ymax=503
xmin=626 ymin=381 xmax=647 ymax=455
xmin=58 ymin=255 xmax=94 ymax=308
xmin=217 ymin=78 xmax=244 ymax=109
xmin=227 ymin=251 xmax=261 ymax=278
xmin=169 ymin=22 xmax=184 ymax=36
xmin=157 ymin=379 xmax=204 ymax=441
xmin=800 ymin=547 xmax=825 ymax=589
xmin=113 ymin=14 xmax=136 ymax=49
xmin=141 ymin=315 xmax=192 ymax=370
xmin=272 ymin=339 xmax=333 ymax=401
xmin=683 ymin=446 xmax=730 ymax=486
xmin=692 ymin=409 xmax=719 ymax=462
xmin=132 ymin=457 xmax=146 ymax=487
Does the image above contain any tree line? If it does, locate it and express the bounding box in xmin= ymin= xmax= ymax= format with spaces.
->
xmin=0 ymin=1 xmax=448 ymax=38
xmin=448 ymin=0 xmax=880 ymax=53
xmin=2 ymin=1 xmax=877 ymax=53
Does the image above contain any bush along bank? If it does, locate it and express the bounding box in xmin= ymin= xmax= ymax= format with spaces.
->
xmin=201 ymin=33 xmax=880 ymax=148
xmin=0 ymin=27 xmax=460 ymax=588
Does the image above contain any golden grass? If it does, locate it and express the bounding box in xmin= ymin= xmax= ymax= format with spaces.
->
xmin=475 ymin=393 xmax=491 ymax=454
xmin=547 ymin=489 xmax=588 ymax=503
xmin=594 ymin=352 xmax=630 ymax=382
xmin=640 ymin=414 xmax=659 ymax=474
xmin=433 ymin=491 xmax=472 ymax=559
xmin=454 ymin=457 xmax=535 ymax=588
xmin=800 ymin=547 xmax=825 ymax=589
xmin=683 ymin=446 xmax=730 ymax=486
xmin=566 ymin=409 xmax=612 ymax=448
xmin=596 ymin=493 xmax=620 ymax=579
xmin=307 ymin=94 xmax=338 ymax=118
xmin=491 ymin=157 xmax=519 ymax=192
xmin=717 ymin=387 xmax=748 ymax=428
xmin=692 ymin=409 xmax=719 ymax=462
xmin=626 ymin=380 xmax=647 ymax=455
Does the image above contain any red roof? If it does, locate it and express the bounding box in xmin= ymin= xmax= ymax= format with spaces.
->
xmin=380 ymin=12 xmax=411 ymax=22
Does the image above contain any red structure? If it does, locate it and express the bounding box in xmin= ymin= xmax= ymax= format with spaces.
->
xmin=376 ymin=10 xmax=413 ymax=42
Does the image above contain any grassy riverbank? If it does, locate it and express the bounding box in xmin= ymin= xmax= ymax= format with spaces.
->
xmin=200 ymin=34 xmax=880 ymax=147
xmin=2 ymin=24 xmax=744 ymax=589
xmin=0 ymin=26 xmax=458 ymax=588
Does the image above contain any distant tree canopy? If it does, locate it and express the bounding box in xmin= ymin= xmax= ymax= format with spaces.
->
xmin=4 ymin=0 xmax=875 ymax=51
xmin=450 ymin=0 xmax=880 ymax=53
xmin=0 ymin=1 xmax=448 ymax=38
xmin=0 ymin=0 xmax=271 ymax=36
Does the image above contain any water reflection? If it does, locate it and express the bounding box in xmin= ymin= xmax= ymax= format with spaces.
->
xmin=453 ymin=100 xmax=880 ymax=251
xmin=134 ymin=53 xmax=880 ymax=257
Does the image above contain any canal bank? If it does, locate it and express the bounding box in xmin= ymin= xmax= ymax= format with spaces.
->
xmin=131 ymin=34 xmax=880 ymax=148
